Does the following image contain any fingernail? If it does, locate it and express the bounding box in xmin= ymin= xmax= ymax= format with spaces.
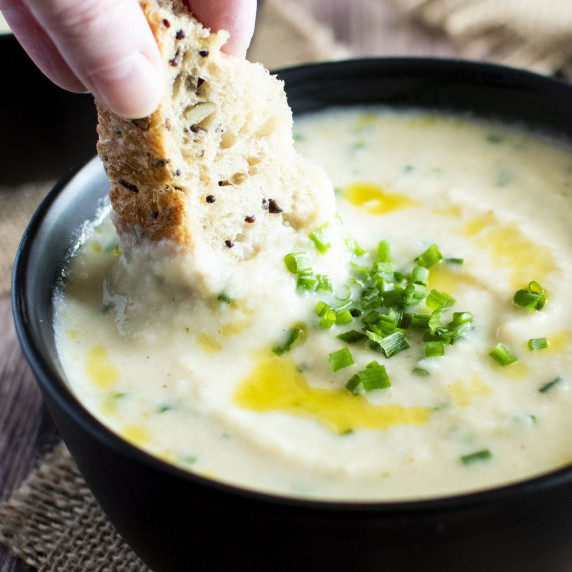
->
xmin=90 ymin=52 xmax=163 ymax=118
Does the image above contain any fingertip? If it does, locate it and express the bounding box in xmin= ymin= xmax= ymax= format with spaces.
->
xmin=187 ymin=0 xmax=257 ymax=58
xmin=90 ymin=51 xmax=164 ymax=118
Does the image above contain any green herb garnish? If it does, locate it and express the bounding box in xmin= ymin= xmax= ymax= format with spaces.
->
xmin=380 ymin=330 xmax=410 ymax=358
xmin=337 ymin=330 xmax=367 ymax=344
xmin=461 ymin=449 xmax=492 ymax=465
xmin=284 ymin=252 xmax=312 ymax=274
xmin=345 ymin=361 xmax=390 ymax=394
xmin=272 ymin=324 xmax=307 ymax=356
xmin=426 ymin=289 xmax=456 ymax=310
xmin=528 ymin=337 xmax=548 ymax=351
xmin=514 ymin=281 xmax=546 ymax=311
xmin=539 ymin=376 xmax=563 ymax=393
xmin=425 ymin=341 xmax=445 ymax=358
xmin=415 ymin=244 xmax=443 ymax=268
xmin=328 ymin=347 xmax=355 ymax=372
xmin=309 ymin=222 xmax=332 ymax=254
xmin=489 ymin=343 xmax=517 ymax=366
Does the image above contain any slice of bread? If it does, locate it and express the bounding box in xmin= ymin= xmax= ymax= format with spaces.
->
xmin=96 ymin=0 xmax=335 ymax=286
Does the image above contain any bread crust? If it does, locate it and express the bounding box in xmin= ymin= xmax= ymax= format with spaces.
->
xmin=96 ymin=0 xmax=334 ymax=264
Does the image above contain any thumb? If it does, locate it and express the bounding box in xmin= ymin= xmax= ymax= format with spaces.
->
xmin=24 ymin=0 xmax=164 ymax=118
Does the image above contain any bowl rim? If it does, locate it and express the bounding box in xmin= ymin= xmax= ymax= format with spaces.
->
xmin=12 ymin=56 xmax=572 ymax=515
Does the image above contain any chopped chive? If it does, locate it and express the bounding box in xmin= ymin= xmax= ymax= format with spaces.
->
xmin=284 ymin=252 xmax=312 ymax=274
xmin=345 ymin=374 xmax=362 ymax=395
xmin=345 ymin=362 xmax=390 ymax=394
xmin=426 ymin=289 xmax=456 ymax=310
xmin=365 ymin=329 xmax=384 ymax=348
xmin=529 ymin=281 xmax=543 ymax=294
xmin=425 ymin=341 xmax=444 ymax=357
xmin=371 ymin=318 xmax=399 ymax=338
xmin=393 ymin=271 xmax=406 ymax=283
xmin=403 ymin=283 xmax=427 ymax=306
xmin=360 ymin=362 xmax=390 ymax=391
xmin=381 ymin=331 xmax=410 ymax=358
xmin=316 ymin=274 xmax=333 ymax=292
xmin=361 ymin=310 xmax=383 ymax=327
xmin=328 ymin=347 xmax=355 ymax=372
xmin=486 ymin=133 xmax=503 ymax=144
xmin=427 ymin=310 xmax=442 ymax=334
xmin=461 ymin=449 xmax=492 ymax=465
xmin=272 ymin=324 xmax=306 ymax=356
xmin=314 ymin=301 xmax=329 ymax=317
xmin=410 ymin=313 xmax=430 ymax=329
xmin=337 ymin=330 xmax=367 ymax=343
xmin=410 ymin=266 xmax=429 ymax=286
xmin=489 ymin=343 xmax=517 ymax=366
xmin=413 ymin=367 xmax=430 ymax=376
xmin=335 ymin=310 xmax=354 ymax=326
xmin=514 ymin=281 xmax=546 ymax=311
xmin=320 ymin=309 xmax=337 ymax=329
xmin=338 ymin=428 xmax=354 ymax=436
xmin=539 ymin=375 xmax=563 ymax=393
xmin=415 ymin=244 xmax=442 ymax=268
xmin=309 ymin=222 xmax=332 ymax=254
xmin=217 ymin=293 xmax=232 ymax=304
xmin=394 ymin=310 xmax=412 ymax=329
xmin=445 ymin=257 xmax=464 ymax=264
xmin=528 ymin=337 xmax=548 ymax=351
xmin=158 ymin=404 xmax=173 ymax=413
xmin=448 ymin=312 xmax=473 ymax=328
xmin=382 ymin=288 xmax=404 ymax=307
xmin=377 ymin=240 xmax=393 ymax=264
xmin=350 ymin=262 xmax=371 ymax=282
xmin=336 ymin=214 xmax=366 ymax=256
xmin=297 ymin=274 xmax=317 ymax=292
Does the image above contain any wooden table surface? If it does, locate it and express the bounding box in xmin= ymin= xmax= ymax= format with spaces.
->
xmin=0 ymin=1 xmax=460 ymax=570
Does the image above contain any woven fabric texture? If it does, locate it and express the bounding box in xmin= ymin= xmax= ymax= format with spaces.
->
xmin=393 ymin=0 xmax=572 ymax=78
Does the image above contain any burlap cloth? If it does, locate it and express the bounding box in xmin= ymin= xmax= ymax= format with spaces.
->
xmin=391 ymin=0 xmax=572 ymax=78
xmin=0 ymin=0 xmax=570 ymax=570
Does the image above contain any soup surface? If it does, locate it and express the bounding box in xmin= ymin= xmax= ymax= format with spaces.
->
xmin=54 ymin=107 xmax=572 ymax=500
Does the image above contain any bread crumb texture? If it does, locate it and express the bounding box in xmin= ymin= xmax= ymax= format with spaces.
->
xmin=96 ymin=0 xmax=334 ymax=269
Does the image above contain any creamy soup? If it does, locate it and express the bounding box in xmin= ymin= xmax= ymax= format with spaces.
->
xmin=54 ymin=108 xmax=572 ymax=500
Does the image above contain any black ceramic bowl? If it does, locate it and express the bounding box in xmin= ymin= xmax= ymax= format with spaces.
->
xmin=12 ymin=59 xmax=572 ymax=572
xmin=0 ymin=33 xmax=98 ymax=185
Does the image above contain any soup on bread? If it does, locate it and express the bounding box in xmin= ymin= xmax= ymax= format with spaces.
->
xmin=54 ymin=107 xmax=572 ymax=500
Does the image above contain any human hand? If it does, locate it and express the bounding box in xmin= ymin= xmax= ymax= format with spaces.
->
xmin=0 ymin=0 xmax=257 ymax=118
